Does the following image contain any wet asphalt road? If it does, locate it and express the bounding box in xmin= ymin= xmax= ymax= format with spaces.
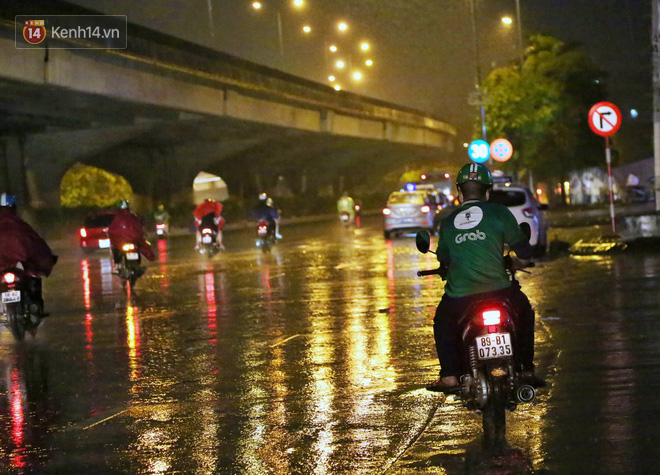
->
xmin=1 ymin=217 xmax=660 ymax=474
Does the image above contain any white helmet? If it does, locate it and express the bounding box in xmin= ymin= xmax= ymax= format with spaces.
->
xmin=259 ymin=192 xmax=268 ymax=201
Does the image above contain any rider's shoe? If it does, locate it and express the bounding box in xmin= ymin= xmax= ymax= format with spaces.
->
xmin=521 ymin=371 xmax=546 ymax=388
xmin=426 ymin=376 xmax=460 ymax=394
xmin=276 ymin=233 xmax=283 ymax=239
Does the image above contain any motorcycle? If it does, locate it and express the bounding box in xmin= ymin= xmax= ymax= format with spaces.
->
xmin=256 ymin=219 xmax=276 ymax=252
xmin=415 ymin=231 xmax=536 ymax=451
xmin=155 ymin=221 xmax=169 ymax=238
xmin=199 ymin=226 xmax=220 ymax=258
xmin=339 ymin=211 xmax=352 ymax=226
xmin=115 ymin=242 xmax=144 ymax=289
xmin=0 ymin=267 xmax=44 ymax=341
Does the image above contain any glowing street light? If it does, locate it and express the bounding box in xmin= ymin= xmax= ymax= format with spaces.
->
xmin=336 ymin=60 xmax=345 ymax=68
xmin=334 ymin=84 xmax=341 ymax=91
xmin=360 ymin=42 xmax=370 ymax=51
xmin=328 ymin=75 xmax=336 ymax=82
xmin=302 ymin=25 xmax=311 ymax=33
xmin=353 ymin=71 xmax=362 ymax=81
xmin=365 ymin=59 xmax=373 ymax=66
xmin=337 ymin=22 xmax=348 ymax=32
xmin=252 ymin=2 xmax=262 ymax=9
xmin=329 ymin=44 xmax=337 ymax=52
xmin=293 ymin=0 xmax=303 ymax=7
xmin=501 ymin=16 xmax=513 ymax=25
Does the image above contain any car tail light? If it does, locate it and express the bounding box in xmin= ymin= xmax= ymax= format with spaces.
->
xmin=3 ymin=272 xmax=16 ymax=284
xmin=482 ymin=310 xmax=501 ymax=325
xmin=202 ymin=228 xmax=212 ymax=234
xmin=122 ymin=243 xmax=136 ymax=251
xmin=80 ymin=228 xmax=87 ymax=238
xmin=420 ymin=205 xmax=430 ymax=213
xmin=382 ymin=208 xmax=391 ymax=216
xmin=522 ymin=207 xmax=535 ymax=218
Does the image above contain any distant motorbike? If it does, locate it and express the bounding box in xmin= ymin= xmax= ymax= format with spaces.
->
xmin=155 ymin=221 xmax=169 ymax=238
xmin=256 ymin=219 xmax=276 ymax=252
xmin=198 ymin=226 xmax=220 ymax=258
xmin=415 ymin=231 xmax=537 ymax=451
xmin=339 ymin=211 xmax=352 ymax=226
xmin=0 ymin=267 xmax=44 ymax=341
xmin=115 ymin=243 xmax=145 ymax=289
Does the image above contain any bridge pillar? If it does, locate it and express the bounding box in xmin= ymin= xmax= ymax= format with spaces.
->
xmin=0 ymin=136 xmax=28 ymax=205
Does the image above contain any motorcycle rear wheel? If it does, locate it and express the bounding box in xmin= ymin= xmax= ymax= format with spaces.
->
xmin=6 ymin=303 xmax=26 ymax=342
xmin=481 ymin=379 xmax=508 ymax=453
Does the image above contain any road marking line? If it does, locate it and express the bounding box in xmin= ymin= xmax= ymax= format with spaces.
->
xmin=82 ymin=408 xmax=131 ymax=430
xmin=270 ymin=334 xmax=301 ymax=348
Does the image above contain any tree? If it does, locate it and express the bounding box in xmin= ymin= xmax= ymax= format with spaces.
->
xmin=60 ymin=163 xmax=133 ymax=208
xmin=480 ymin=34 xmax=606 ymax=184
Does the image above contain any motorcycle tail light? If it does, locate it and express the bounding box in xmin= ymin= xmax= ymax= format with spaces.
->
xmin=202 ymin=228 xmax=212 ymax=234
xmin=355 ymin=205 xmax=360 ymax=211
xmin=482 ymin=310 xmax=501 ymax=325
xmin=80 ymin=228 xmax=87 ymax=238
xmin=156 ymin=224 xmax=165 ymax=229
xmin=522 ymin=207 xmax=535 ymax=218
xmin=3 ymin=272 xmax=16 ymax=284
xmin=382 ymin=208 xmax=391 ymax=216
xmin=420 ymin=205 xmax=430 ymax=213
xmin=122 ymin=243 xmax=136 ymax=251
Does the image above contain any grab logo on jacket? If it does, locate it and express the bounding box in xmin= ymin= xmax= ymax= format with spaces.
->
xmin=454 ymin=206 xmax=483 ymax=229
xmin=455 ymin=229 xmax=487 ymax=244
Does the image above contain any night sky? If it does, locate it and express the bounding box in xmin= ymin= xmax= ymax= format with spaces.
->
xmin=69 ymin=0 xmax=653 ymax=161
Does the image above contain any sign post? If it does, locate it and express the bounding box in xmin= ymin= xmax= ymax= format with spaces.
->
xmin=588 ymin=101 xmax=622 ymax=234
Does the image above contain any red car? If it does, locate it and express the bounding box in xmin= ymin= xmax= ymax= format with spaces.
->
xmin=79 ymin=210 xmax=119 ymax=250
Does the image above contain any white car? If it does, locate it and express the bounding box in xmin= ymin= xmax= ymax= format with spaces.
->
xmin=489 ymin=184 xmax=548 ymax=255
xmin=382 ymin=190 xmax=437 ymax=239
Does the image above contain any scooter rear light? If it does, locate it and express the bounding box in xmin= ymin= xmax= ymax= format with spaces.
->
xmin=382 ymin=208 xmax=391 ymax=216
xmin=202 ymin=228 xmax=212 ymax=234
xmin=122 ymin=243 xmax=136 ymax=251
xmin=3 ymin=272 xmax=15 ymax=284
xmin=355 ymin=205 xmax=360 ymax=211
xmin=156 ymin=224 xmax=165 ymax=229
xmin=80 ymin=228 xmax=87 ymax=238
xmin=482 ymin=310 xmax=501 ymax=325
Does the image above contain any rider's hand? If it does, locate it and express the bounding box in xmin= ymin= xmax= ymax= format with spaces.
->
xmin=509 ymin=256 xmax=531 ymax=271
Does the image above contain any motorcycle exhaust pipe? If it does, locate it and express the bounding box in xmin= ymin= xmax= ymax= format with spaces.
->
xmin=515 ymin=384 xmax=536 ymax=403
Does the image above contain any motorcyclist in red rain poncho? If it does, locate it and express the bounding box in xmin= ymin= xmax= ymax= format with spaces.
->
xmin=108 ymin=200 xmax=155 ymax=267
xmin=193 ymin=199 xmax=225 ymax=250
xmin=0 ymin=193 xmax=58 ymax=312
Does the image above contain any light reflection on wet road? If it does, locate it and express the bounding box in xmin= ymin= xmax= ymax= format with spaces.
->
xmin=1 ymin=218 xmax=660 ymax=473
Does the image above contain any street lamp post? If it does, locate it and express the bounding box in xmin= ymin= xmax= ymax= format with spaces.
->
xmin=515 ymin=0 xmax=524 ymax=68
xmin=469 ymin=0 xmax=487 ymax=142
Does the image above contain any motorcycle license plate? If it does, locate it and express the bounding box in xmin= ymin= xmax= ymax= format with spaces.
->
xmin=475 ymin=332 xmax=512 ymax=360
xmin=1 ymin=291 xmax=20 ymax=303
xmin=202 ymin=235 xmax=212 ymax=243
xmin=99 ymin=238 xmax=110 ymax=249
xmin=126 ymin=252 xmax=140 ymax=260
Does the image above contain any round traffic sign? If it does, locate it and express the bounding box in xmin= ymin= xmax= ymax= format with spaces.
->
xmin=588 ymin=101 xmax=621 ymax=137
xmin=490 ymin=138 xmax=513 ymax=162
xmin=468 ymin=140 xmax=490 ymax=163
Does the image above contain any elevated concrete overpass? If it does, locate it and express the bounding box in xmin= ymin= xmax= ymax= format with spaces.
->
xmin=0 ymin=0 xmax=458 ymax=207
